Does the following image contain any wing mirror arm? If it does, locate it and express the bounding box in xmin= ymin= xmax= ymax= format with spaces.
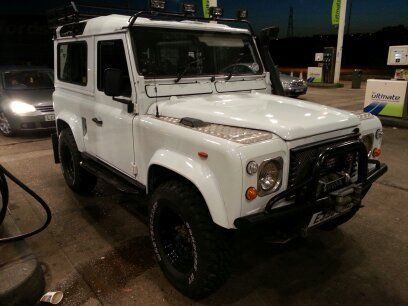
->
xmin=112 ymin=97 xmax=134 ymax=113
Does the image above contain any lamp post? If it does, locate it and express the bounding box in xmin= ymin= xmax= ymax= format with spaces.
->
xmin=334 ymin=0 xmax=347 ymax=84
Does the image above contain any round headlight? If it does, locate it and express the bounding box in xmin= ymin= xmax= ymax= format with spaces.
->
xmin=246 ymin=161 xmax=258 ymax=175
xmin=258 ymin=159 xmax=282 ymax=195
xmin=361 ymin=134 xmax=374 ymax=157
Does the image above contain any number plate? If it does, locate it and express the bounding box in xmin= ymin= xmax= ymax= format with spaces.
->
xmin=45 ymin=114 xmax=55 ymax=121
xmin=308 ymin=203 xmax=354 ymax=228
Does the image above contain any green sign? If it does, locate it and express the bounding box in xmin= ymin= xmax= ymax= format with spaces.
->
xmin=202 ymin=0 xmax=210 ymax=18
xmin=331 ymin=0 xmax=341 ymax=25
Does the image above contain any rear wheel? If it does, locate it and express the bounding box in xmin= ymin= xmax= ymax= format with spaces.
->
xmin=0 ymin=112 xmax=14 ymax=136
xmin=149 ymin=180 xmax=231 ymax=299
xmin=58 ymin=129 xmax=97 ymax=195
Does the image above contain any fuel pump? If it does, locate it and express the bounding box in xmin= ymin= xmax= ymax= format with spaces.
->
xmin=323 ymin=47 xmax=336 ymax=83
xmin=0 ymin=165 xmax=52 ymax=243
xmin=364 ymin=45 xmax=408 ymax=119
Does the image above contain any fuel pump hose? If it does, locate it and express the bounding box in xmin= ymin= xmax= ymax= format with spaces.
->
xmin=0 ymin=164 xmax=52 ymax=243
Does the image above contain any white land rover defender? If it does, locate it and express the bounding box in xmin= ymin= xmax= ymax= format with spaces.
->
xmin=50 ymin=2 xmax=387 ymax=299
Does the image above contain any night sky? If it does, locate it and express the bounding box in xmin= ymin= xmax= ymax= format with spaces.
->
xmin=2 ymin=0 xmax=408 ymax=37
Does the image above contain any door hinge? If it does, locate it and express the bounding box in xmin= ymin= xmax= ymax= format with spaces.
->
xmin=131 ymin=162 xmax=138 ymax=176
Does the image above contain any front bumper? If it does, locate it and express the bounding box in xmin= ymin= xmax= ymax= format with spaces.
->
xmin=6 ymin=112 xmax=56 ymax=131
xmin=234 ymin=140 xmax=387 ymax=229
xmin=284 ymin=87 xmax=308 ymax=96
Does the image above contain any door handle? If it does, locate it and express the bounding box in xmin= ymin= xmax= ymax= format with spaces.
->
xmin=92 ymin=117 xmax=103 ymax=126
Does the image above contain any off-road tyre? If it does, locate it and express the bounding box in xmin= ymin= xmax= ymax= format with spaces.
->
xmin=149 ymin=180 xmax=232 ymax=299
xmin=58 ymin=129 xmax=97 ymax=195
xmin=318 ymin=207 xmax=359 ymax=231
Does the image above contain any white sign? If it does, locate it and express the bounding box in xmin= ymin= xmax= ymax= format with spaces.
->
xmin=387 ymin=45 xmax=408 ymax=66
xmin=364 ymin=79 xmax=408 ymax=118
xmin=315 ymin=53 xmax=324 ymax=62
xmin=307 ymin=67 xmax=323 ymax=83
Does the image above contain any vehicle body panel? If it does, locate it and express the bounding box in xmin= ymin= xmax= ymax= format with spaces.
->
xmin=148 ymin=91 xmax=360 ymax=141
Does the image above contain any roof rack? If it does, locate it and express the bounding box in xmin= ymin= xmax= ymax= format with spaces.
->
xmin=46 ymin=1 xmax=136 ymax=30
xmin=126 ymin=11 xmax=256 ymax=36
xmin=48 ymin=2 xmax=255 ymax=37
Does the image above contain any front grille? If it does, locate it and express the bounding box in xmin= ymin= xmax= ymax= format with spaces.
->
xmin=288 ymin=135 xmax=359 ymax=198
xmin=35 ymin=105 xmax=54 ymax=113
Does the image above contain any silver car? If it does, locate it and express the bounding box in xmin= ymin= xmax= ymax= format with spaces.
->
xmin=280 ymin=73 xmax=308 ymax=98
xmin=0 ymin=66 xmax=55 ymax=136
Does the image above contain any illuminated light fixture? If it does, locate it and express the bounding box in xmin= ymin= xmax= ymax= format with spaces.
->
xmin=209 ymin=6 xmax=223 ymax=19
xmin=10 ymin=101 xmax=36 ymax=114
xmin=182 ymin=3 xmax=196 ymax=15
xmin=149 ymin=0 xmax=165 ymax=11
xmin=237 ymin=9 xmax=248 ymax=20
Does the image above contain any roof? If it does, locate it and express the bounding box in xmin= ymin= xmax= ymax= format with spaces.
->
xmin=56 ymin=14 xmax=250 ymax=39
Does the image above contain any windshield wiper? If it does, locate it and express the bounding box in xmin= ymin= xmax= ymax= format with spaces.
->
xmin=224 ymin=53 xmax=246 ymax=82
xmin=175 ymin=59 xmax=199 ymax=83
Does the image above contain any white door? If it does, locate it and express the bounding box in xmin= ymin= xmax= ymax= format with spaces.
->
xmin=90 ymin=34 xmax=136 ymax=177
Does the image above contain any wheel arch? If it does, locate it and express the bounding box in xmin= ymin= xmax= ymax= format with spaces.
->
xmin=147 ymin=150 xmax=231 ymax=229
xmin=56 ymin=113 xmax=85 ymax=152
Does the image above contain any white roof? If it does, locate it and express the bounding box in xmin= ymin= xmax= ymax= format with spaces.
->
xmin=56 ymin=14 xmax=250 ymax=39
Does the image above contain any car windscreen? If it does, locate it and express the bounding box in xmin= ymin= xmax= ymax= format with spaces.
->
xmin=3 ymin=70 xmax=54 ymax=90
xmin=131 ymin=27 xmax=263 ymax=79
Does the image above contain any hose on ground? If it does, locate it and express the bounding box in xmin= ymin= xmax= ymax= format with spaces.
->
xmin=0 ymin=164 xmax=52 ymax=243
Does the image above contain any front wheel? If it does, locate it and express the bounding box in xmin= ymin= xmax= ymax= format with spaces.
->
xmin=149 ymin=180 xmax=231 ymax=299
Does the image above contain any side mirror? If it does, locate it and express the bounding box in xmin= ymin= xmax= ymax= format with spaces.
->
xmin=104 ymin=68 xmax=122 ymax=97
xmin=259 ymin=26 xmax=280 ymax=46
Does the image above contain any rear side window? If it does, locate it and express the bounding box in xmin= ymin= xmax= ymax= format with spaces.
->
xmin=58 ymin=41 xmax=87 ymax=86
xmin=97 ymin=40 xmax=131 ymax=97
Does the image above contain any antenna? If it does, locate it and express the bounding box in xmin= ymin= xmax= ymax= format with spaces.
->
xmin=154 ymin=66 xmax=160 ymax=118
xmin=287 ymin=6 xmax=294 ymax=38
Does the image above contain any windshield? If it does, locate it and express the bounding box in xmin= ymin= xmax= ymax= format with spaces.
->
xmin=132 ymin=27 xmax=263 ymax=79
xmin=3 ymin=70 xmax=54 ymax=90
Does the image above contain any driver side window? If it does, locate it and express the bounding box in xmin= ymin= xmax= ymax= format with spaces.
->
xmin=97 ymin=39 xmax=131 ymax=97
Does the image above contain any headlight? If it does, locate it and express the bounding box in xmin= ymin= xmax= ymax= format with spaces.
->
xmin=361 ymin=134 xmax=374 ymax=157
xmin=10 ymin=101 xmax=36 ymax=114
xmin=281 ymin=81 xmax=290 ymax=89
xmin=258 ymin=158 xmax=283 ymax=196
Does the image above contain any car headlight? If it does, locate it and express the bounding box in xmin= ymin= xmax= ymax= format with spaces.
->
xmin=281 ymin=81 xmax=290 ymax=89
xmin=10 ymin=101 xmax=36 ymax=114
xmin=258 ymin=158 xmax=283 ymax=196
xmin=361 ymin=134 xmax=374 ymax=157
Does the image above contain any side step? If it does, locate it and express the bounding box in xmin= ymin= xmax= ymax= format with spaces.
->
xmin=80 ymin=157 xmax=145 ymax=194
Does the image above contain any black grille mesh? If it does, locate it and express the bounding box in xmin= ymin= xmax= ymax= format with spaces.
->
xmin=288 ymin=136 xmax=359 ymax=192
